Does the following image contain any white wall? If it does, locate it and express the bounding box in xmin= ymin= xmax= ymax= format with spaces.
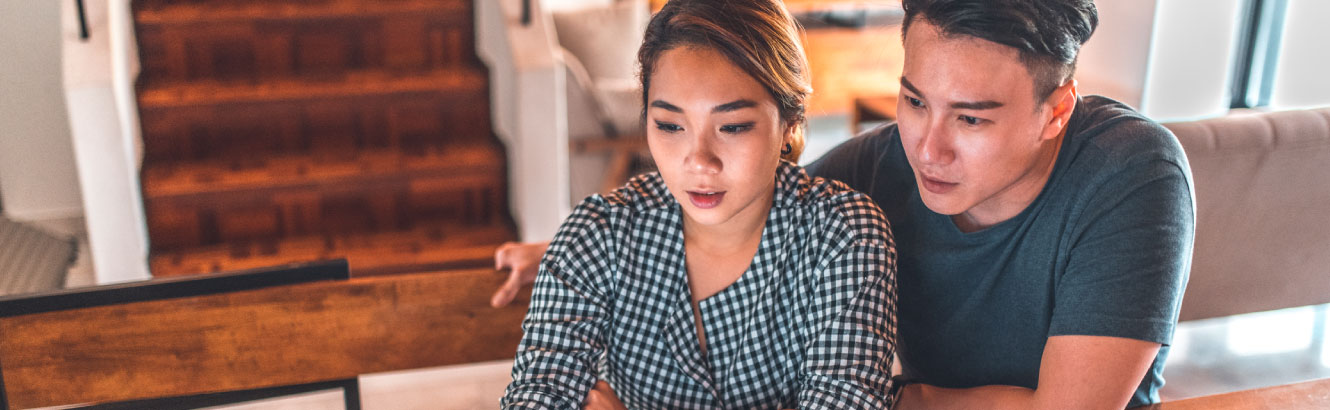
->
xmin=478 ymin=0 xmax=573 ymax=242
xmin=61 ymin=0 xmax=151 ymax=284
xmin=1076 ymin=1 xmax=1158 ymax=109
xmin=1268 ymin=0 xmax=1330 ymax=111
xmin=0 ymin=0 xmax=85 ymax=221
xmin=541 ymin=0 xmax=612 ymax=13
xmin=1139 ymin=0 xmax=1248 ymax=122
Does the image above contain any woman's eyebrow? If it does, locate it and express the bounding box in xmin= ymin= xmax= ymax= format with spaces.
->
xmin=713 ymin=99 xmax=757 ymax=113
xmin=650 ymin=100 xmax=683 ymax=112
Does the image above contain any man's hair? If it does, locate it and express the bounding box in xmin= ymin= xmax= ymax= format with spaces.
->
xmin=902 ymin=0 xmax=1098 ymax=102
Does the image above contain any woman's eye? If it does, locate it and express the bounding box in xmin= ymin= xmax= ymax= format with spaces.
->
xmin=719 ymin=123 xmax=754 ymax=134
xmin=906 ymin=96 xmax=924 ymax=108
xmin=959 ymin=115 xmax=985 ymax=126
xmin=655 ymin=121 xmax=682 ymax=133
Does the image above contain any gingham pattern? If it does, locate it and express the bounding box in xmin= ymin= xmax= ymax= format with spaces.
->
xmin=502 ymin=162 xmax=898 ymax=409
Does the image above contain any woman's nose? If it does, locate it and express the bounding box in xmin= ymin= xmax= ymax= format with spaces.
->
xmin=684 ymin=133 xmax=722 ymax=175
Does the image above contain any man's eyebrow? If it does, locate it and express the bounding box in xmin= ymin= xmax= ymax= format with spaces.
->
xmin=900 ymin=77 xmax=924 ymax=99
xmin=900 ymin=76 xmax=1004 ymax=110
xmin=713 ymin=99 xmax=757 ymax=113
xmin=950 ymin=100 xmax=1004 ymax=110
xmin=649 ymin=100 xmax=683 ymax=113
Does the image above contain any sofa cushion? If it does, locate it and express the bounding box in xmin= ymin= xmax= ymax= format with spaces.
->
xmin=1166 ymin=107 xmax=1330 ymax=321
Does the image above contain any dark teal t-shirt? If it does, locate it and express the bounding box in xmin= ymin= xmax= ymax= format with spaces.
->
xmin=805 ymin=96 xmax=1194 ymax=407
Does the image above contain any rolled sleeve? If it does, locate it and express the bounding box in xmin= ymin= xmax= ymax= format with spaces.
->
xmin=502 ymin=198 xmax=617 ymax=409
xmin=797 ymin=213 xmax=898 ymax=409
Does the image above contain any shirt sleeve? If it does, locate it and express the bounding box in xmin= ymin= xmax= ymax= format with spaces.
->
xmin=1049 ymin=157 xmax=1195 ymax=345
xmin=501 ymin=197 xmax=617 ymax=409
xmin=796 ymin=194 xmax=899 ymax=409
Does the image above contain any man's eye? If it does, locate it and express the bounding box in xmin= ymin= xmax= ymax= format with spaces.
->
xmin=655 ymin=121 xmax=682 ymax=132
xmin=720 ymin=123 xmax=754 ymax=134
xmin=959 ymin=115 xmax=984 ymax=125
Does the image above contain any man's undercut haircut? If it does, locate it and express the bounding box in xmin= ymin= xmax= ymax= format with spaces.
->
xmin=902 ymin=0 xmax=1098 ymax=103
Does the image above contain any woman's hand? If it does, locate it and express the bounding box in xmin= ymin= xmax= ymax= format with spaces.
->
xmin=583 ymin=381 xmax=626 ymax=410
xmin=490 ymin=241 xmax=550 ymax=307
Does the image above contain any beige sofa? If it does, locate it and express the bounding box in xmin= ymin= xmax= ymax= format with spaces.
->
xmin=1165 ymin=107 xmax=1330 ymax=321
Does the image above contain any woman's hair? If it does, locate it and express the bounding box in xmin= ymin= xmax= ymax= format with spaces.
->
xmin=638 ymin=0 xmax=812 ymax=162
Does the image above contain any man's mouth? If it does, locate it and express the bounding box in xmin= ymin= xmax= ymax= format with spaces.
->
xmin=919 ymin=174 xmax=959 ymax=194
xmin=687 ymin=191 xmax=725 ymax=209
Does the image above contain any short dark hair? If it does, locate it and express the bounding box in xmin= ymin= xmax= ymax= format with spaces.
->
xmin=901 ymin=0 xmax=1098 ymax=102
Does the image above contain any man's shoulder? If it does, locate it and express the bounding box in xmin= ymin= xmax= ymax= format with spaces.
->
xmin=1070 ymin=96 xmax=1187 ymax=167
xmin=804 ymin=122 xmax=913 ymax=202
xmin=778 ymin=163 xmax=891 ymax=240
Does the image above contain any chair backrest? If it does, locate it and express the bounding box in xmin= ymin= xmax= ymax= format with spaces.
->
xmin=1165 ymin=107 xmax=1330 ymax=321
xmin=0 ymin=260 xmax=528 ymax=409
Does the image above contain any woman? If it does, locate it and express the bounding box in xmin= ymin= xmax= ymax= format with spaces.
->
xmin=500 ymin=0 xmax=897 ymax=408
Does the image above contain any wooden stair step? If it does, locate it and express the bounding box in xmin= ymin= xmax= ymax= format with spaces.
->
xmin=135 ymin=6 xmax=479 ymax=84
xmin=138 ymin=75 xmax=491 ymax=164
xmin=138 ymin=69 xmax=485 ymax=110
xmin=142 ymin=144 xmax=508 ymax=249
xmin=150 ymin=222 xmax=516 ymax=277
xmin=143 ymin=144 xmax=502 ymax=202
xmin=135 ymin=0 xmax=468 ymax=26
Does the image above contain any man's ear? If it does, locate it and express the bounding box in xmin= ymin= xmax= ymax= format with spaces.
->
xmin=1042 ymin=79 xmax=1078 ymax=141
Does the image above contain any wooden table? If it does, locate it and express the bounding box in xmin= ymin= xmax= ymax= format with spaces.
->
xmin=1136 ymin=378 xmax=1330 ymax=410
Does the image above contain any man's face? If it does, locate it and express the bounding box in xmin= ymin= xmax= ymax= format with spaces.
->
xmin=897 ymin=19 xmax=1068 ymax=228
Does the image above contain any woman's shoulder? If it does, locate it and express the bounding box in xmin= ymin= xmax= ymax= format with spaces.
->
xmin=598 ymin=172 xmax=676 ymax=211
xmin=556 ymin=172 xmax=674 ymax=245
xmin=777 ymin=162 xmax=891 ymax=243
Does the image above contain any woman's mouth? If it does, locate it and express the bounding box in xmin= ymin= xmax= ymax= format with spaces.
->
xmin=687 ymin=191 xmax=725 ymax=209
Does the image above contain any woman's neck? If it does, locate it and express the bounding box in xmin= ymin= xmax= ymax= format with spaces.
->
xmin=682 ymin=190 xmax=773 ymax=257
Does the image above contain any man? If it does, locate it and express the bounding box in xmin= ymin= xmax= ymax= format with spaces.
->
xmin=492 ymin=0 xmax=1193 ymax=408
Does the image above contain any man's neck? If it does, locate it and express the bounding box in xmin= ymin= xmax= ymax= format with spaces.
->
xmin=953 ymin=127 xmax=1067 ymax=233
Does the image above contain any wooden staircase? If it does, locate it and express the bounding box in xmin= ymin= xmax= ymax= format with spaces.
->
xmin=132 ymin=0 xmax=515 ymax=277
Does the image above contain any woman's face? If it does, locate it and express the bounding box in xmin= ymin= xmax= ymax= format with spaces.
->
xmin=646 ymin=46 xmax=787 ymax=230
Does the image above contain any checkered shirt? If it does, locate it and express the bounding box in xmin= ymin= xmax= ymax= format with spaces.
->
xmin=501 ymin=162 xmax=898 ymax=409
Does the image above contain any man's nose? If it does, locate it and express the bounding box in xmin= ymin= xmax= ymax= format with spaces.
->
xmin=917 ymin=120 xmax=955 ymax=165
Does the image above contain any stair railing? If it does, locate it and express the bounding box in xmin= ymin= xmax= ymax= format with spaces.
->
xmin=75 ymin=0 xmax=89 ymax=40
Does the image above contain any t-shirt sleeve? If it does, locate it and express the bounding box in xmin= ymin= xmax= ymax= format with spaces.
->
xmin=501 ymin=197 xmax=617 ymax=409
xmin=1049 ymin=156 xmax=1195 ymax=345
